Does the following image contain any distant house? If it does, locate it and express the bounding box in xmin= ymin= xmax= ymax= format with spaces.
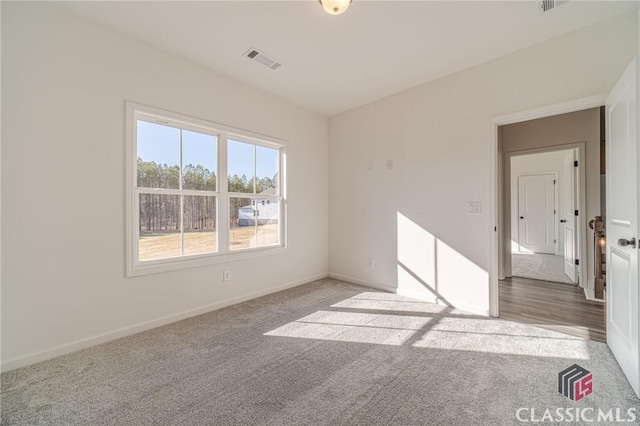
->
xmin=238 ymin=188 xmax=279 ymax=226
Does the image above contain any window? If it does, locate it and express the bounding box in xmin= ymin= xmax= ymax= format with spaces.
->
xmin=126 ymin=103 xmax=286 ymax=276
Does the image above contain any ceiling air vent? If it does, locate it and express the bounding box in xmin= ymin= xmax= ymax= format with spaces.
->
xmin=539 ymin=0 xmax=569 ymax=12
xmin=244 ymin=48 xmax=283 ymax=70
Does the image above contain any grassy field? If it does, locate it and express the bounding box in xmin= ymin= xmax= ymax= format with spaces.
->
xmin=139 ymin=224 xmax=279 ymax=261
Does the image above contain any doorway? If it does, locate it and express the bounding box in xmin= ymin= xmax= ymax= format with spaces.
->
xmin=509 ymin=149 xmax=578 ymax=285
xmin=489 ymin=63 xmax=640 ymax=397
xmin=495 ymin=107 xmax=605 ymax=342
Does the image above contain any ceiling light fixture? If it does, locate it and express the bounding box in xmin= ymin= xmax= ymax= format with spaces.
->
xmin=319 ymin=0 xmax=352 ymax=16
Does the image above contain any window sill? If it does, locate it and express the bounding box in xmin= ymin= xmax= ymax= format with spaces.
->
xmin=126 ymin=246 xmax=288 ymax=277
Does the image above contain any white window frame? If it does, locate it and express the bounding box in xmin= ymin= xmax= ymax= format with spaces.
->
xmin=126 ymin=102 xmax=287 ymax=277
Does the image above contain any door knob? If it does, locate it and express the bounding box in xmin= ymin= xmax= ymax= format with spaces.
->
xmin=617 ymin=238 xmax=636 ymax=248
xmin=520 ymin=216 xmax=524 ymax=219
xmin=560 ymin=220 xmax=566 ymax=223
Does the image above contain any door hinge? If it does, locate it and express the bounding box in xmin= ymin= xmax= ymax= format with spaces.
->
xmin=574 ymin=160 xmax=579 ymax=167
xmin=554 ymin=209 xmax=556 ymax=214
xmin=553 ymin=179 xmax=556 ymax=184
xmin=554 ymin=239 xmax=557 ymax=243
xmin=575 ymin=259 xmax=580 ymax=266
xmin=575 ymin=210 xmax=579 ymax=216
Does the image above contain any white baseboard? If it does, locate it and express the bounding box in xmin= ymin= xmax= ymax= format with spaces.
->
xmin=328 ymin=273 xmax=490 ymax=316
xmin=395 ymin=287 xmax=437 ymax=304
xmin=328 ymin=272 xmax=397 ymax=293
xmin=445 ymin=301 xmax=491 ymax=317
xmin=1 ymin=272 xmax=329 ymax=373
xmin=583 ymin=287 xmax=605 ymax=303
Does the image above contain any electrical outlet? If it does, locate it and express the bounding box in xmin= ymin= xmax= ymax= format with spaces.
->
xmin=386 ymin=160 xmax=393 ymax=170
xmin=223 ymin=270 xmax=231 ymax=281
xmin=367 ymin=257 xmax=374 ymax=268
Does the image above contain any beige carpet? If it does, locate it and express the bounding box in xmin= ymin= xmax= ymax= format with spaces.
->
xmin=512 ymin=253 xmax=575 ymax=284
xmin=2 ymin=278 xmax=637 ymax=425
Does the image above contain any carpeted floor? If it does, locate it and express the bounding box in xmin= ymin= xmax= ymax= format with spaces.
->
xmin=512 ymin=253 xmax=575 ymax=284
xmin=1 ymin=278 xmax=637 ymax=425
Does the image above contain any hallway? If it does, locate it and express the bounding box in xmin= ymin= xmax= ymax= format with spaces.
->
xmin=511 ymin=253 xmax=575 ymax=284
xmin=499 ymin=276 xmax=605 ymax=342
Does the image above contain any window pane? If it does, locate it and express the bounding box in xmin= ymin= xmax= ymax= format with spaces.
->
xmin=139 ymin=194 xmax=181 ymax=261
xmin=256 ymin=146 xmax=278 ymax=194
xmin=228 ymin=140 xmax=254 ymax=193
xmin=182 ymin=130 xmax=217 ymax=191
xmin=137 ymin=120 xmax=180 ymax=189
xmin=183 ymin=196 xmax=217 ymax=256
xmin=229 ymin=197 xmax=256 ymax=250
xmin=255 ymin=198 xmax=280 ymax=248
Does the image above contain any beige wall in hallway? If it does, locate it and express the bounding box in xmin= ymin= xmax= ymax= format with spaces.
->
xmin=501 ymin=107 xmax=601 ymax=297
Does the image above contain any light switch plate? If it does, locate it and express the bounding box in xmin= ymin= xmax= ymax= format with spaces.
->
xmin=467 ymin=202 xmax=482 ymax=215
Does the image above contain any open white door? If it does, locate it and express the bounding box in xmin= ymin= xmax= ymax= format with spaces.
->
xmin=606 ymin=58 xmax=639 ymax=397
xmin=517 ymin=174 xmax=556 ymax=254
xmin=562 ymin=151 xmax=578 ymax=283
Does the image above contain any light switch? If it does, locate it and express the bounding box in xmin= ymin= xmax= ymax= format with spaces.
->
xmin=467 ymin=202 xmax=482 ymax=215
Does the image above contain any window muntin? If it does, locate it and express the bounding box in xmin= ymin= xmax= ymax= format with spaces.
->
xmin=135 ymin=119 xmax=219 ymax=262
xmin=227 ymin=139 xmax=280 ymax=196
xmin=226 ymin=139 xmax=281 ymax=252
xmin=128 ymin=104 xmax=286 ymax=275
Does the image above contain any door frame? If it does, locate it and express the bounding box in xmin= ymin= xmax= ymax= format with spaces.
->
xmin=488 ymin=94 xmax=606 ymax=317
xmin=505 ymin=145 xmax=584 ymax=283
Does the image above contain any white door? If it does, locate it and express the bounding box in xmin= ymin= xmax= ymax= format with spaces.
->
xmin=517 ymin=174 xmax=556 ymax=254
xmin=606 ymin=58 xmax=639 ymax=397
xmin=563 ymin=151 xmax=578 ymax=282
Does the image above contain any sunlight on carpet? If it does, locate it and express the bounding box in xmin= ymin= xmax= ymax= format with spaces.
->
xmin=4 ymin=279 xmax=635 ymax=426
xmin=265 ymin=292 xmax=590 ymax=359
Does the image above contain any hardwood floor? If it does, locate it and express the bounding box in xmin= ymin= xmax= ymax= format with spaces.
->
xmin=499 ymin=276 xmax=606 ymax=342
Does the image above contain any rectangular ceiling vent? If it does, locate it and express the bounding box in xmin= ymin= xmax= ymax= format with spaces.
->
xmin=244 ymin=48 xmax=283 ymax=70
xmin=539 ymin=0 xmax=569 ymax=12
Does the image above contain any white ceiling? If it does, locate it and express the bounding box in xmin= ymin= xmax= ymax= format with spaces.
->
xmin=57 ymin=1 xmax=638 ymax=116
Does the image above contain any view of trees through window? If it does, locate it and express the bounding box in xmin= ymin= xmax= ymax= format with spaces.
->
xmin=135 ymin=119 xmax=282 ymax=263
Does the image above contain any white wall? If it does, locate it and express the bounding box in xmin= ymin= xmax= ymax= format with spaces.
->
xmin=510 ymin=150 xmax=572 ymax=256
xmin=329 ymin=11 xmax=638 ymax=315
xmin=1 ymin=3 xmax=329 ymax=370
